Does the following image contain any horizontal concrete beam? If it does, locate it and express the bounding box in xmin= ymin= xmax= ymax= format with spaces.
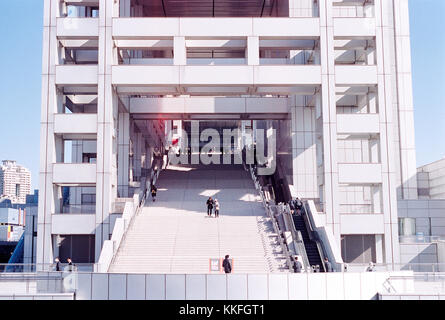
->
xmin=51 ymin=214 xmax=96 ymax=235
xmin=335 ymin=66 xmax=377 ymax=85
xmin=336 ymin=114 xmax=380 ymax=134
xmin=53 ymin=163 xmax=97 ymax=185
xmin=112 ymin=65 xmax=322 ymax=86
xmin=54 ymin=114 xmax=98 ymax=134
xmin=130 ymin=97 xmax=289 ymax=114
xmin=112 ymin=18 xmax=320 ymax=39
xmin=338 ymin=163 xmax=382 ymax=184
xmin=334 ymin=18 xmax=376 ymax=38
xmin=340 ymin=214 xmax=385 ymax=234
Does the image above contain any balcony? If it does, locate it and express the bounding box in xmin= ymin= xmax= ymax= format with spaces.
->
xmin=57 ymin=17 xmax=99 ymax=39
xmin=54 ymin=114 xmax=97 ymax=134
xmin=56 ymin=65 xmax=98 ymax=85
xmin=53 ymin=163 xmax=96 ymax=185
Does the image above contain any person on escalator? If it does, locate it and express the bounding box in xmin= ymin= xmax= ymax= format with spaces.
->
xmin=206 ymin=197 xmax=214 ymax=217
xmin=294 ymin=197 xmax=303 ymax=216
xmin=151 ymin=184 xmax=157 ymax=202
xmin=288 ymin=199 xmax=296 ymax=214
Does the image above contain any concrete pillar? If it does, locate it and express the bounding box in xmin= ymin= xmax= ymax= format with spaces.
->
xmin=95 ymin=0 xmax=119 ymax=260
xmin=174 ymin=37 xmax=186 ymax=66
xmin=118 ymin=112 xmax=130 ymax=197
xmin=134 ymin=132 xmax=142 ymax=179
xmin=37 ymin=0 xmax=62 ymax=266
xmin=191 ymin=121 xmax=200 ymax=164
xmin=119 ymin=0 xmax=131 ymax=17
xmin=247 ymin=36 xmax=259 ymax=65
xmin=374 ymin=0 xmax=402 ymax=264
xmin=319 ymin=0 xmax=340 ymax=239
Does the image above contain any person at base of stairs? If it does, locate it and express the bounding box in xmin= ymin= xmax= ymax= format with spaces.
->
xmin=206 ymin=197 xmax=214 ymax=217
xmin=293 ymin=256 xmax=302 ymax=273
xmin=151 ymin=184 xmax=157 ymax=202
xmin=324 ymin=257 xmax=333 ymax=272
xmin=214 ymin=199 xmax=220 ymax=218
xmin=222 ymin=255 xmax=232 ymax=273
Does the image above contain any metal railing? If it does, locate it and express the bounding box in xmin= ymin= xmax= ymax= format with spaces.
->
xmin=342 ymin=263 xmax=445 ymax=273
xmin=399 ymin=235 xmax=445 ymax=244
xmin=0 ymin=263 xmax=97 ymax=273
xmin=383 ymin=273 xmax=445 ymax=294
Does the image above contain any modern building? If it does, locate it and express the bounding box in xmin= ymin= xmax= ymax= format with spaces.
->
xmin=417 ymin=158 xmax=445 ymax=200
xmin=0 ymin=160 xmax=31 ymax=204
xmin=38 ymin=0 xmax=428 ymax=273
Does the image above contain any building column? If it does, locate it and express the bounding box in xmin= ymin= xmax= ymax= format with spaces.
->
xmin=319 ymin=0 xmax=340 ymax=239
xmin=134 ymin=132 xmax=142 ymax=180
xmin=95 ymin=0 xmax=119 ymax=260
xmin=118 ymin=112 xmax=130 ymax=197
xmin=247 ymin=36 xmax=259 ymax=65
xmin=37 ymin=0 xmax=62 ymax=266
xmin=375 ymin=0 xmax=401 ymax=264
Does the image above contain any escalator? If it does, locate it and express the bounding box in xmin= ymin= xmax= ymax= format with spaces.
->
xmin=292 ymin=210 xmax=324 ymax=272
xmin=265 ymin=160 xmax=326 ymax=272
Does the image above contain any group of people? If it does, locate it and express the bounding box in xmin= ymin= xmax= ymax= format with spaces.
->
xmin=54 ymin=257 xmax=74 ymax=272
xmin=292 ymin=256 xmax=334 ymax=273
xmin=206 ymin=197 xmax=220 ymax=218
xmin=293 ymin=256 xmax=377 ymax=273
xmin=289 ymin=197 xmax=303 ymax=215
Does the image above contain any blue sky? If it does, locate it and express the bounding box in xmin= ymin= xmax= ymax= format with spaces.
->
xmin=0 ymin=1 xmax=444 ymax=190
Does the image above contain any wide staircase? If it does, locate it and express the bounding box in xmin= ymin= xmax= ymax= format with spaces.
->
xmin=109 ymin=164 xmax=288 ymax=273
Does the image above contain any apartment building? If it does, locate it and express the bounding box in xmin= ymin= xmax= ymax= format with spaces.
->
xmin=0 ymin=160 xmax=31 ymax=204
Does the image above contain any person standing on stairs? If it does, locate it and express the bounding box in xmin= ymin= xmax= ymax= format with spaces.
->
xmin=214 ymin=199 xmax=220 ymax=218
xmin=222 ymin=255 xmax=232 ymax=273
xmin=206 ymin=197 xmax=214 ymax=217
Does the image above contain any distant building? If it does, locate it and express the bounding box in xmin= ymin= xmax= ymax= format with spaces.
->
xmin=417 ymin=158 xmax=445 ymax=199
xmin=0 ymin=160 xmax=31 ymax=204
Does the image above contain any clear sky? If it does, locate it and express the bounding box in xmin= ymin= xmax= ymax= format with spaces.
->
xmin=0 ymin=1 xmax=444 ymax=190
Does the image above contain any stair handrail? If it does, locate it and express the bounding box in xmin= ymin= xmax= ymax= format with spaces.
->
xmin=249 ymin=165 xmax=294 ymax=272
xmin=96 ymin=168 xmax=153 ymax=272
xmin=280 ymin=204 xmax=312 ymax=273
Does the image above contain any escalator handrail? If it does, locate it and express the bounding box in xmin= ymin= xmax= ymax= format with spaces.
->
xmin=249 ymin=166 xmax=294 ymax=272
xmin=301 ymin=202 xmax=328 ymax=272
xmin=281 ymin=204 xmax=312 ymax=272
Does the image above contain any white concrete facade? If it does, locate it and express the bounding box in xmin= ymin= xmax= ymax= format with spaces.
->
xmin=38 ymin=0 xmax=418 ymax=267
